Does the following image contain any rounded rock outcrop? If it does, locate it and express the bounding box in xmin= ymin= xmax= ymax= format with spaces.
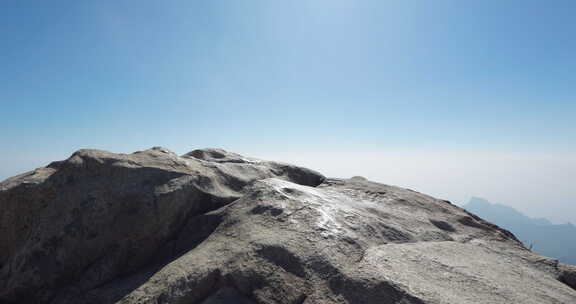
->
xmin=0 ymin=147 xmax=324 ymax=303
xmin=0 ymin=148 xmax=574 ymax=304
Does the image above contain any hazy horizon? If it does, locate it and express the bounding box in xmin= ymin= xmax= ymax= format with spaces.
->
xmin=1 ymin=1 xmax=575 ymax=224
xmin=2 ymin=144 xmax=574 ymax=225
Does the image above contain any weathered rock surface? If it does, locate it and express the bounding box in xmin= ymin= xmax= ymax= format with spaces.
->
xmin=0 ymin=148 xmax=575 ymax=304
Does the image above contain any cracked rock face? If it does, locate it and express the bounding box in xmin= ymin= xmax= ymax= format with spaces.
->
xmin=0 ymin=148 xmax=575 ymax=304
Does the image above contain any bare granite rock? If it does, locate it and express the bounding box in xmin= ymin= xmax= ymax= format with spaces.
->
xmin=0 ymin=147 xmax=324 ymax=303
xmin=560 ymin=264 xmax=576 ymax=290
xmin=0 ymin=148 xmax=574 ymax=304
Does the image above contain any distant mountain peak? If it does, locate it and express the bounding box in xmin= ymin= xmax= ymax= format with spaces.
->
xmin=464 ymin=198 xmax=576 ymax=266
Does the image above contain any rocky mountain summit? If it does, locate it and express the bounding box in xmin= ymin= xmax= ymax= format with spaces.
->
xmin=1 ymin=147 xmax=575 ymax=304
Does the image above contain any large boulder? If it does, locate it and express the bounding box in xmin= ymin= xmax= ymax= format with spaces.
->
xmin=560 ymin=264 xmax=576 ymax=290
xmin=0 ymin=147 xmax=574 ymax=303
xmin=0 ymin=147 xmax=324 ymax=303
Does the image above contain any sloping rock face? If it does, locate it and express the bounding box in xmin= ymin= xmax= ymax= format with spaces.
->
xmin=0 ymin=147 xmax=324 ymax=303
xmin=0 ymin=148 xmax=575 ymax=304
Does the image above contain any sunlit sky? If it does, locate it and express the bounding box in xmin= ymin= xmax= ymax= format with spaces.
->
xmin=1 ymin=1 xmax=575 ymax=223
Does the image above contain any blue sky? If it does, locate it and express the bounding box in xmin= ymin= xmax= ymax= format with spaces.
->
xmin=1 ymin=1 xmax=575 ymax=222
